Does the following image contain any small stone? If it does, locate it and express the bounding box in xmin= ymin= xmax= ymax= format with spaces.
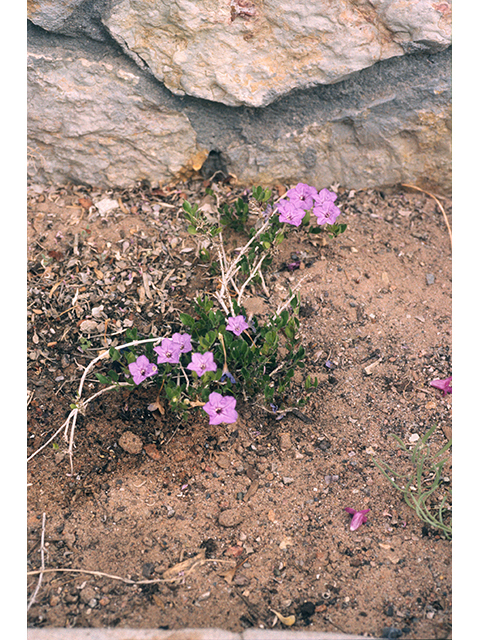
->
xmin=218 ymin=508 xmax=246 ymax=528
xmin=282 ymin=476 xmax=295 ymax=485
xmin=118 ymin=431 xmax=143 ymax=455
xmin=49 ymin=595 xmax=61 ymax=607
xmin=79 ymin=586 xmax=97 ymax=605
xmin=426 ymin=273 xmax=435 ymax=286
xmin=279 ymin=432 xmax=292 ymax=451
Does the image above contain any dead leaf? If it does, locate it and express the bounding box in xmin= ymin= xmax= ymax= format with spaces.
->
xmin=270 ymin=609 xmax=296 ymax=626
xmin=78 ymin=197 xmax=93 ymax=209
xmin=244 ymin=478 xmax=259 ymax=502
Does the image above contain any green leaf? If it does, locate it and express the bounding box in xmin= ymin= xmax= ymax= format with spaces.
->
xmin=187 ymin=225 xmax=197 ymax=235
xmin=95 ymin=373 xmax=111 ymax=384
xmin=180 ymin=313 xmax=196 ymax=328
xmin=109 ymin=346 xmax=121 ymax=362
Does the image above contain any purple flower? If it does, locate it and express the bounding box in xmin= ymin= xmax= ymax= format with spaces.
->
xmin=187 ymin=351 xmax=217 ymax=377
xmin=128 ymin=355 xmax=158 ymax=385
xmin=430 ymin=376 xmax=452 ymax=396
xmin=226 ymin=315 xmax=249 ymax=336
xmin=344 ymin=507 xmax=370 ymax=531
xmin=154 ymin=338 xmax=181 ymax=365
xmin=286 ymin=261 xmax=301 ymax=271
xmin=221 ymin=362 xmax=236 ymax=384
xmin=203 ymin=392 xmax=238 ymax=425
xmin=286 ymin=183 xmax=318 ymax=210
xmin=314 ymin=187 xmax=338 ymax=207
xmin=172 ymin=332 xmax=193 ymax=354
xmin=277 ymin=200 xmax=306 ymax=227
xmin=313 ymin=199 xmax=341 ymax=225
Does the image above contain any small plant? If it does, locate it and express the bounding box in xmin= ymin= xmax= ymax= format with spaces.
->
xmin=373 ymin=424 xmax=452 ymax=539
xmin=28 ymin=183 xmax=346 ymax=472
xmin=96 ymin=182 xmax=346 ymax=421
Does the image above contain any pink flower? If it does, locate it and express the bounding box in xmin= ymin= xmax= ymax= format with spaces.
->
xmin=286 ymin=183 xmax=318 ymax=210
xmin=277 ymin=200 xmax=306 ymax=227
xmin=154 ymin=338 xmax=182 ymax=365
xmin=430 ymin=376 xmax=452 ymax=396
xmin=128 ymin=355 xmax=158 ymax=385
xmin=187 ymin=352 xmax=217 ymax=377
xmin=203 ymin=392 xmax=238 ymax=425
xmin=226 ymin=315 xmax=249 ymax=336
xmin=314 ymin=187 xmax=337 ymax=206
xmin=344 ymin=507 xmax=370 ymax=531
xmin=313 ymin=199 xmax=341 ymax=225
xmin=172 ymin=332 xmax=193 ymax=354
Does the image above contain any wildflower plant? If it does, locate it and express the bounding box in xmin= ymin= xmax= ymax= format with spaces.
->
xmin=29 ymin=183 xmax=346 ymax=472
xmin=373 ymin=424 xmax=452 ymax=539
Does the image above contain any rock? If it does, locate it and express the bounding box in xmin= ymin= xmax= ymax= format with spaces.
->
xmin=27 ymin=26 xmax=204 ymax=189
xmin=102 ymin=0 xmax=450 ymax=107
xmin=27 ymin=23 xmax=451 ymax=193
xmin=79 ymin=586 xmax=97 ymax=605
xmin=426 ymin=273 xmax=435 ymax=285
xmin=278 ymin=432 xmax=292 ymax=451
xmin=218 ymin=508 xmax=247 ymax=528
xmin=118 ymin=431 xmax=143 ymax=455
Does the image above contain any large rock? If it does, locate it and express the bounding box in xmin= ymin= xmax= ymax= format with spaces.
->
xmin=27 ymin=28 xmax=206 ymax=188
xmin=27 ymin=25 xmax=451 ymax=193
xmin=102 ymin=0 xmax=451 ymax=107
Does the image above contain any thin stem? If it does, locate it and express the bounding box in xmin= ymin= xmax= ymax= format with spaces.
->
xmin=27 ymin=513 xmax=46 ymax=611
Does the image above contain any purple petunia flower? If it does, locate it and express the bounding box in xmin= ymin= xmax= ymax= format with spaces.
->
xmin=314 ymin=187 xmax=338 ymax=206
xmin=128 ymin=355 xmax=158 ymax=385
xmin=172 ymin=332 xmax=193 ymax=354
xmin=226 ymin=315 xmax=249 ymax=336
xmin=344 ymin=507 xmax=370 ymax=531
xmin=430 ymin=376 xmax=452 ymax=396
xmin=187 ymin=351 xmax=217 ymax=377
xmin=203 ymin=392 xmax=238 ymax=425
xmin=286 ymin=183 xmax=318 ymax=210
xmin=277 ymin=200 xmax=306 ymax=227
xmin=313 ymin=199 xmax=341 ymax=225
xmin=154 ymin=338 xmax=182 ymax=365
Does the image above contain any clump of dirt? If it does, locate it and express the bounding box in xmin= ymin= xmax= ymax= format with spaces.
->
xmin=27 ymin=179 xmax=452 ymax=639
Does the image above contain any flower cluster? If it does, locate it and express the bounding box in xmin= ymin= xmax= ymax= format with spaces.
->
xmin=126 ymin=315 xmax=250 ymax=425
xmin=277 ymin=183 xmax=341 ymax=227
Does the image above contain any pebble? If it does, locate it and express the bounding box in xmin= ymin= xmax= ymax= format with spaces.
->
xmin=426 ymin=273 xmax=435 ymax=286
xmin=282 ymin=476 xmax=295 ymax=485
xmin=118 ymin=431 xmax=143 ymax=455
xmin=279 ymin=432 xmax=292 ymax=450
xmin=79 ymin=586 xmax=97 ymax=605
xmin=218 ymin=508 xmax=246 ymax=528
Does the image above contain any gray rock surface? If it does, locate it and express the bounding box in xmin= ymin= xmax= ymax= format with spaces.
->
xmin=27 ymin=23 xmax=451 ymax=192
xmin=27 ymin=27 xmax=203 ymax=188
xmin=29 ymin=0 xmax=451 ymax=108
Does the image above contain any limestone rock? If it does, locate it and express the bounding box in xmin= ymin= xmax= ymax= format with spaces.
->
xmin=103 ymin=0 xmax=451 ymax=107
xmin=27 ymin=29 xmax=204 ymax=188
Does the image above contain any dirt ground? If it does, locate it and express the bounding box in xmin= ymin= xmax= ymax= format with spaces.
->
xmin=27 ymin=177 xmax=452 ymax=639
